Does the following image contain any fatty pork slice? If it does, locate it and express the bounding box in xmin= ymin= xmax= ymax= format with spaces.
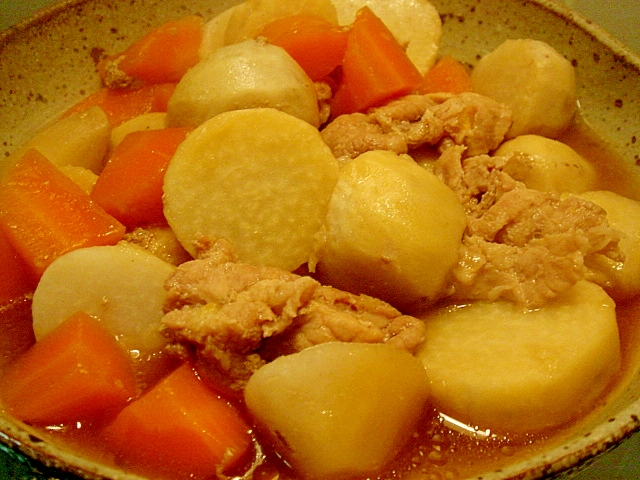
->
xmin=160 ymin=240 xmax=426 ymax=394
xmin=321 ymin=92 xmax=512 ymax=162
xmin=436 ymin=147 xmax=623 ymax=308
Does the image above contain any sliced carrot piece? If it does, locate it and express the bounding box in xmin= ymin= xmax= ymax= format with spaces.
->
xmin=0 ymin=228 xmax=36 ymax=304
xmin=0 ymin=229 xmax=36 ymax=372
xmin=0 ymin=311 xmax=137 ymax=425
xmin=91 ymin=127 xmax=191 ymax=228
xmin=0 ymin=296 xmax=35 ymax=373
xmin=330 ymin=6 xmax=423 ymax=117
xmin=99 ymin=16 xmax=204 ymax=86
xmin=416 ymin=55 xmax=474 ymax=94
xmin=63 ymin=83 xmax=176 ymax=127
xmin=103 ymin=363 xmax=252 ymax=479
xmin=258 ymin=14 xmax=349 ymax=81
xmin=0 ymin=149 xmax=125 ymax=279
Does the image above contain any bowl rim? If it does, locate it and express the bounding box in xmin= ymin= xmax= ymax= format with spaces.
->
xmin=1 ymin=0 xmax=640 ymax=479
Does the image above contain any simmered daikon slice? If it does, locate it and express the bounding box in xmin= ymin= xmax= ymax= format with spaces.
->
xmin=32 ymin=243 xmax=175 ymax=357
xmin=417 ymin=280 xmax=620 ymax=434
xmin=163 ymin=108 xmax=339 ymax=271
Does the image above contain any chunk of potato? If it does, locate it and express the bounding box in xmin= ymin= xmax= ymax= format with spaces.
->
xmin=417 ymin=280 xmax=620 ymax=434
xmin=244 ymin=342 xmax=429 ymax=479
xmin=471 ymin=39 xmax=576 ymax=139
xmin=109 ymin=112 xmax=167 ymax=150
xmin=224 ymin=0 xmax=338 ymax=44
xmin=577 ymin=191 xmax=640 ymax=301
xmin=18 ymin=106 xmax=110 ymax=174
xmin=330 ymin=0 xmax=441 ymax=74
xmin=32 ymin=243 xmax=175 ymax=357
xmin=163 ymin=108 xmax=339 ymax=271
xmin=495 ymin=134 xmax=597 ymax=193
xmin=317 ymin=150 xmax=467 ymax=312
xmin=167 ymin=39 xmax=320 ymax=128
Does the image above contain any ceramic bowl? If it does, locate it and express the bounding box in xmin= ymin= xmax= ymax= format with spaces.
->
xmin=0 ymin=0 xmax=639 ymax=479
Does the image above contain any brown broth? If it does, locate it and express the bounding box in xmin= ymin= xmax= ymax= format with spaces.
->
xmin=1 ymin=116 xmax=640 ymax=479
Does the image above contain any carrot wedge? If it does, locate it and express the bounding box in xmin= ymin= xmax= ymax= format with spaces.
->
xmin=0 ymin=149 xmax=125 ymax=279
xmin=331 ymin=6 xmax=423 ymax=116
xmin=0 ymin=228 xmax=36 ymax=304
xmin=416 ymin=55 xmax=474 ymax=94
xmin=103 ymin=363 xmax=252 ymax=479
xmin=0 ymin=311 xmax=137 ymax=425
xmin=258 ymin=14 xmax=349 ymax=81
xmin=99 ymin=16 xmax=204 ymax=87
xmin=91 ymin=127 xmax=191 ymax=228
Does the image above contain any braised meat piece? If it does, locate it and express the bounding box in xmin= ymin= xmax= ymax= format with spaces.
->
xmin=161 ymin=240 xmax=426 ymax=393
xmin=436 ymin=146 xmax=623 ymax=307
xmin=321 ymin=92 xmax=512 ymax=161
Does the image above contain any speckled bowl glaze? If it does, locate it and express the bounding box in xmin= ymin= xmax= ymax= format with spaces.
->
xmin=1 ymin=0 xmax=639 ymax=479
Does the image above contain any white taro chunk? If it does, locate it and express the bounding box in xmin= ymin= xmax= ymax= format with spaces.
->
xmin=167 ymin=39 xmax=320 ymax=128
xmin=329 ymin=0 xmax=442 ymax=74
xmin=417 ymin=280 xmax=621 ymax=434
xmin=577 ymin=190 xmax=640 ymax=301
xmin=317 ymin=150 xmax=467 ymax=312
xmin=495 ymin=134 xmax=597 ymax=193
xmin=471 ymin=39 xmax=577 ymax=139
xmin=32 ymin=243 xmax=176 ymax=357
xmin=163 ymin=108 xmax=339 ymax=271
xmin=244 ymin=342 xmax=429 ymax=479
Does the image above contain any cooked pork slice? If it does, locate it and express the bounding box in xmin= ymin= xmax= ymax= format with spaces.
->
xmin=435 ymin=147 xmax=623 ymax=307
xmin=161 ymin=240 xmax=426 ymax=392
xmin=321 ymin=92 xmax=512 ymax=161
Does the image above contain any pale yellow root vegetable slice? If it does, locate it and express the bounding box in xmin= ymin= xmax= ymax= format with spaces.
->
xmin=224 ymin=0 xmax=339 ymax=44
xmin=471 ymin=39 xmax=577 ymax=139
xmin=495 ymin=134 xmax=597 ymax=193
xmin=329 ymin=0 xmax=441 ymax=74
xmin=109 ymin=112 xmax=167 ymax=150
xmin=198 ymin=4 xmax=240 ymax=59
xmin=578 ymin=190 xmax=640 ymax=301
xmin=244 ymin=342 xmax=429 ymax=479
xmin=417 ymin=280 xmax=620 ymax=434
xmin=57 ymin=165 xmax=99 ymax=194
xmin=317 ymin=150 xmax=467 ymax=312
xmin=18 ymin=106 xmax=110 ymax=174
xmin=32 ymin=243 xmax=176 ymax=356
xmin=167 ymin=39 xmax=320 ymax=128
xmin=163 ymin=108 xmax=339 ymax=271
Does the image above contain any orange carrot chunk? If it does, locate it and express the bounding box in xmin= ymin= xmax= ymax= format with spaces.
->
xmin=0 ymin=311 xmax=137 ymax=425
xmin=258 ymin=14 xmax=349 ymax=81
xmin=91 ymin=127 xmax=191 ymax=228
xmin=63 ymin=83 xmax=176 ymax=127
xmin=416 ymin=55 xmax=474 ymax=94
xmin=0 ymin=296 xmax=35 ymax=373
xmin=0 ymin=228 xmax=36 ymax=304
xmin=330 ymin=6 xmax=423 ymax=117
xmin=99 ymin=16 xmax=204 ymax=86
xmin=0 ymin=149 xmax=125 ymax=279
xmin=103 ymin=363 xmax=252 ymax=479
xmin=0 ymin=228 xmax=36 ymax=370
